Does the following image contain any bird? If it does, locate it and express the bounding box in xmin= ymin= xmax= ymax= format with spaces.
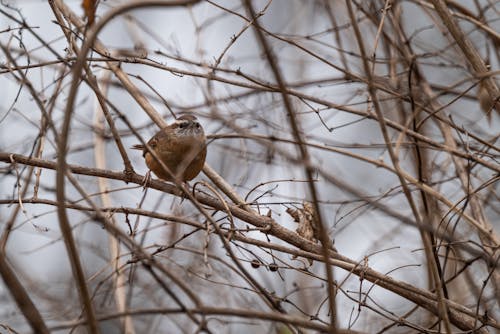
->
xmin=131 ymin=114 xmax=207 ymax=182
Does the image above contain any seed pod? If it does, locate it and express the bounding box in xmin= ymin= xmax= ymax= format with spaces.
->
xmin=269 ymin=263 xmax=278 ymax=272
xmin=251 ymin=259 xmax=260 ymax=268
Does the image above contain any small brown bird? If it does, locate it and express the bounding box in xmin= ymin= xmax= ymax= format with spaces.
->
xmin=132 ymin=114 xmax=207 ymax=182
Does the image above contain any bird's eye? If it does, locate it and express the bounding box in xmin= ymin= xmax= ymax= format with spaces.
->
xmin=195 ymin=123 xmax=200 ymax=128
xmin=179 ymin=122 xmax=188 ymax=129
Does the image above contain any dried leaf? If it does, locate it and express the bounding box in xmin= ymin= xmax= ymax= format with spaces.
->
xmin=477 ymin=81 xmax=494 ymax=121
xmin=287 ymin=202 xmax=318 ymax=243
xmin=82 ymin=0 xmax=97 ymax=26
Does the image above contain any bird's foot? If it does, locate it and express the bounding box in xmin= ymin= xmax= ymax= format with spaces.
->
xmin=142 ymin=170 xmax=152 ymax=191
